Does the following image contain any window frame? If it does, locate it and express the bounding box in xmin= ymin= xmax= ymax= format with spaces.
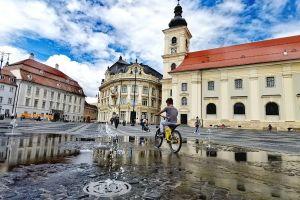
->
xmin=208 ymin=81 xmax=215 ymax=91
xmin=181 ymin=83 xmax=188 ymax=92
xmin=234 ymin=79 xmax=243 ymax=89
xmin=266 ymin=76 xmax=275 ymax=88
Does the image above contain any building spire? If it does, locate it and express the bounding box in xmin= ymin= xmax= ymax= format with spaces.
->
xmin=177 ymin=0 xmax=180 ymax=5
xmin=168 ymin=0 xmax=187 ymax=28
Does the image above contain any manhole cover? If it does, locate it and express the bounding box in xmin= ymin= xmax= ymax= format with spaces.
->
xmin=83 ymin=179 xmax=132 ymax=197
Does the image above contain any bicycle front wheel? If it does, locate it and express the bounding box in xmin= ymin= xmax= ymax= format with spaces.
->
xmin=154 ymin=129 xmax=163 ymax=148
xmin=169 ymin=130 xmax=182 ymax=153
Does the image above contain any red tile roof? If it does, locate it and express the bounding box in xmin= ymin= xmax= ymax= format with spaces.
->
xmin=9 ymin=59 xmax=85 ymax=96
xmin=0 ymin=67 xmax=17 ymax=86
xmin=171 ymin=35 xmax=300 ymax=73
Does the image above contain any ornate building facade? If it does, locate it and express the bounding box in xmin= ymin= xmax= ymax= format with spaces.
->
xmin=162 ymin=2 xmax=300 ymax=131
xmin=97 ymin=56 xmax=162 ymax=124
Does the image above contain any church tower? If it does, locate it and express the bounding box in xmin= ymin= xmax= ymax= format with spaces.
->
xmin=161 ymin=1 xmax=192 ymax=102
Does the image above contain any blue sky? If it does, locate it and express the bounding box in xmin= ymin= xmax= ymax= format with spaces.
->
xmin=1 ymin=0 xmax=300 ymax=100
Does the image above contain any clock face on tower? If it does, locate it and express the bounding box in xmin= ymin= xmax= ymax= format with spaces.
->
xmin=171 ymin=47 xmax=177 ymax=54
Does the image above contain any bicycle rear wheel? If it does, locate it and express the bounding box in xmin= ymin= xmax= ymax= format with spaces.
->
xmin=169 ymin=130 xmax=182 ymax=153
xmin=154 ymin=129 xmax=163 ymax=148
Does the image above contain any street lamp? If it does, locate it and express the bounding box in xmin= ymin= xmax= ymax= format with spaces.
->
xmin=131 ymin=65 xmax=138 ymax=126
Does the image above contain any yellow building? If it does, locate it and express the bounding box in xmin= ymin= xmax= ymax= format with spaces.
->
xmin=97 ymin=56 xmax=162 ymax=124
xmin=162 ymin=2 xmax=300 ymax=131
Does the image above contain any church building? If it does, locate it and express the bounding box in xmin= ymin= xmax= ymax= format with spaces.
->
xmin=162 ymin=2 xmax=300 ymax=131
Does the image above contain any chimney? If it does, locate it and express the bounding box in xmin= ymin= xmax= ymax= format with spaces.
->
xmin=55 ymin=63 xmax=59 ymax=70
xmin=29 ymin=53 xmax=34 ymax=60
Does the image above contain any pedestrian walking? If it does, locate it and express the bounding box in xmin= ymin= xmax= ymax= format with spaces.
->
xmin=114 ymin=115 xmax=120 ymax=129
xmin=194 ymin=116 xmax=200 ymax=136
xmin=268 ymin=124 xmax=272 ymax=132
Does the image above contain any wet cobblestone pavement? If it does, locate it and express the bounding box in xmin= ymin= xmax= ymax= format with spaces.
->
xmin=0 ymin=123 xmax=300 ymax=199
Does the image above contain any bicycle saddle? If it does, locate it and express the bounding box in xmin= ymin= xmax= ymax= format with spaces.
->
xmin=168 ymin=124 xmax=180 ymax=131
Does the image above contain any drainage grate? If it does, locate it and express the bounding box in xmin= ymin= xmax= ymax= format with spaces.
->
xmin=83 ymin=180 xmax=132 ymax=198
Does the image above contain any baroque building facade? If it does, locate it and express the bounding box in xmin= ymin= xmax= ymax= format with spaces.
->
xmin=8 ymin=55 xmax=85 ymax=122
xmin=0 ymin=67 xmax=17 ymax=118
xmin=97 ymin=56 xmax=162 ymax=124
xmin=162 ymin=2 xmax=300 ymax=131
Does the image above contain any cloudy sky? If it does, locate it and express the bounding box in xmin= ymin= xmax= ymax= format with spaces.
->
xmin=1 ymin=0 xmax=300 ymax=102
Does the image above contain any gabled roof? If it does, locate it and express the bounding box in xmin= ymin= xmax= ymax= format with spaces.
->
xmin=0 ymin=67 xmax=17 ymax=86
xmin=8 ymin=59 xmax=85 ymax=96
xmin=171 ymin=35 xmax=300 ymax=73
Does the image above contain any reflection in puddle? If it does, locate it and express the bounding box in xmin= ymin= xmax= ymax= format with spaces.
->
xmin=0 ymin=134 xmax=299 ymax=199
xmin=0 ymin=134 xmax=78 ymax=172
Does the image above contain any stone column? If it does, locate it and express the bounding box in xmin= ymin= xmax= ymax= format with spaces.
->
xmin=220 ymin=72 xmax=229 ymax=120
xmin=249 ymin=69 xmax=260 ymax=120
xmin=282 ymin=66 xmax=295 ymax=121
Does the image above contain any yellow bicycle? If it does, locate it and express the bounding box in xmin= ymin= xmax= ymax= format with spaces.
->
xmin=154 ymin=116 xmax=182 ymax=153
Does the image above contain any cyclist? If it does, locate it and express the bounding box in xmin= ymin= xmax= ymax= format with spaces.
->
xmin=155 ymin=98 xmax=178 ymax=137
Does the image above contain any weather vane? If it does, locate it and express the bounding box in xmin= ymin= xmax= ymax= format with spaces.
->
xmin=177 ymin=0 xmax=180 ymax=5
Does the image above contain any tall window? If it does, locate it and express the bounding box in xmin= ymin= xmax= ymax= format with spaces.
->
xmin=34 ymin=99 xmax=39 ymax=108
xmin=235 ymin=79 xmax=243 ymax=89
xmin=43 ymin=90 xmax=47 ymax=98
xmin=208 ymin=81 xmax=214 ymax=91
xmin=121 ymin=85 xmax=127 ymax=93
xmin=171 ymin=37 xmax=177 ymax=44
xmin=64 ymin=94 xmax=66 ymax=102
xmin=25 ymin=98 xmax=30 ymax=106
xmin=57 ymin=93 xmax=61 ymax=101
xmin=49 ymin=101 xmax=53 ymax=109
xmin=27 ymin=86 xmax=32 ymax=95
xmin=0 ymin=85 xmax=4 ymax=90
xmin=35 ymin=87 xmax=40 ymax=96
xmin=171 ymin=63 xmax=176 ymax=70
xmin=42 ymin=101 xmax=46 ymax=109
xmin=234 ymin=103 xmax=245 ymax=115
xmin=266 ymin=102 xmax=279 ymax=115
xmin=143 ymin=86 xmax=149 ymax=95
xmin=131 ymin=85 xmax=138 ymax=94
xmin=170 ymin=89 xmax=172 ymax=97
xmin=9 ymin=87 xmax=14 ymax=92
xmin=266 ymin=77 xmax=275 ymax=88
xmin=8 ymin=98 xmax=12 ymax=105
xmin=120 ymin=111 xmax=126 ymax=120
xmin=120 ymin=97 xmax=127 ymax=104
xmin=51 ymin=91 xmax=54 ymax=99
xmin=152 ymin=88 xmax=156 ymax=96
xmin=206 ymin=103 xmax=216 ymax=114
xmin=181 ymin=97 xmax=187 ymax=106
xmin=0 ymin=97 xmax=3 ymax=103
xmin=142 ymin=98 xmax=148 ymax=106
xmin=181 ymin=83 xmax=187 ymax=91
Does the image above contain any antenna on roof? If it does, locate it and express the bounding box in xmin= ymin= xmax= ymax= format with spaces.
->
xmin=5 ymin=53 xmax=11 ymax=66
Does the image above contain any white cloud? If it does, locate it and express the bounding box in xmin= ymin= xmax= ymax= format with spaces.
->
xmin=1 ymin=0 xmax=299 ymax=99
xmin=271 ymin=21 xmax=300 ymax=38
xmin=0 ymin=46 xmax=29 ymax=64
xmin=45 ymin=54 xmax=106 ymax=98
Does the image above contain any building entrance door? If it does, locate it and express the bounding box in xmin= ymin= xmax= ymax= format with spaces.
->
xmin=180 ymin=114 xmax=188 ymax=125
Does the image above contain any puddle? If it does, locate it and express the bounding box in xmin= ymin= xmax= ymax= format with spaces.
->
xmin=0 ymin=133 xmax=299 ymax=199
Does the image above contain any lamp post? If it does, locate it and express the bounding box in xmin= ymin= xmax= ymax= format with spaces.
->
xmin=131 ymin=66 xmax=138 ymax=126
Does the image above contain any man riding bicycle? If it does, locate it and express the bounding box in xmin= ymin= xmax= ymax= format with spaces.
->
xmin=155 ymin=98 xmax=178 ymax=136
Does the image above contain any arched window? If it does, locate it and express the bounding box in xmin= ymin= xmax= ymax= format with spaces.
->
xmin=171 ymin=37 xmax=177 ymax=44
xmin=266 ymin=102 xmax=279 ymax=115
xmin=206 ymin=103 xmax=216 ymax=114
xmin=181 ymin=97 xmax=187 ymax=106
xmin=171 ymin=63 xmax=176 ymax=70
xmin=234 ymin=103 xmax=245 ymax=115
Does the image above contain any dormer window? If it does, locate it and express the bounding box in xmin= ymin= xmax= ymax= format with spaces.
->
xmin=171 ymin=37 xmax=177 ymax=45
xmin=27 ymin=74 xmax=32 ymax=81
